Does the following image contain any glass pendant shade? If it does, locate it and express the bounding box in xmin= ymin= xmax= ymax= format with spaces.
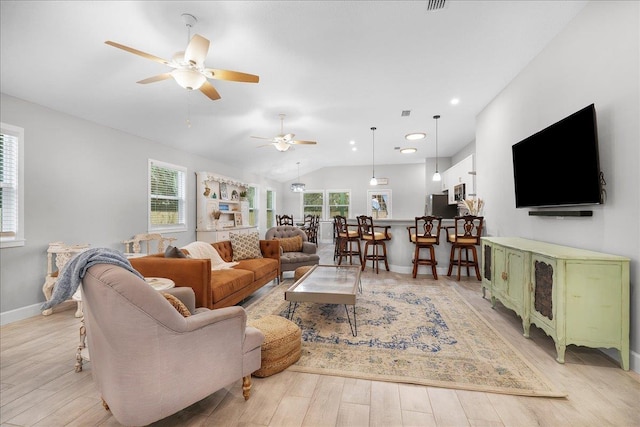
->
xmin=369 ymin=126 xmax=377 ymax=186
xmin=291 ymin=162 xmax=305 ymax=192
xmin=432 ymin=171 xmax=442 ymax=181
xmin=171 ymin=68 xmax=206 ymax=90
xmin=369 ymin=176 xmax=378 ymax=186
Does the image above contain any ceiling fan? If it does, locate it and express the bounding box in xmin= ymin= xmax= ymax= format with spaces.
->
xmin=252 ymin=114 xmax=317 ymax=152
xmin=105 ymin=13 xmax=258 ymax=101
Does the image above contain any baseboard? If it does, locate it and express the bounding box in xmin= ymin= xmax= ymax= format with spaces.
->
xmin=1 ymin=303 xmax=43 ymax=326
xmin=1 ymin=300 xmax=75 ymax=326
xmin=601 ymin=347 xmax=640 ymax=373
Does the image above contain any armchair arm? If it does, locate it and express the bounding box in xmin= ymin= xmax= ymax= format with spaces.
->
xmin=302 ymin=241 xmax=317 ymax=254
xmin=183 ymin=305 xmax=247 ymax=333
xmin=163 ymin=287 xmax=196 ymax=315
xmin=373 ymin=225 xmax=392 ymax=239
xmin=406 ymin=226 xmax=416 ymax=242
xmin=130 ymin=257 xmax=212 ymax=309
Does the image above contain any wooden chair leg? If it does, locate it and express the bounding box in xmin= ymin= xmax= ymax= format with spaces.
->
xmin=242 ymin=375 xmax=252 ymax=400
xmin=447 ymin=245 xmax=455 ymax=277
xmin=412 ymin=245 xmax=419 ymax=278
xmin=456 ymin=247 xmax=462 ymax=280
xmin=102 ymin=398 xmax=110 ymax=411
xmin=355 ymin=239 xmax=362 ymax=265
xmin=471 ymin=246 xmax=481 ymax=280
xmin=430 ymin=246 xmax=438 ymax=279
xmin=382 ymin=242 xmax=389 ymax=271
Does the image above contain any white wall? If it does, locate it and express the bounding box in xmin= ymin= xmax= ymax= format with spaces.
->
xmin=0 ymin=94 xmax=279 ymax=318
xmin=476 ymin=1 xmax=639 ymax=369
xmin=279 ymin=163 xmax=429 ymax=221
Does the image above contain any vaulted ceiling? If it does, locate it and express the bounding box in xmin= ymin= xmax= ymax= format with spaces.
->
xmin=0 ymin=1 xmax=587 ymax=181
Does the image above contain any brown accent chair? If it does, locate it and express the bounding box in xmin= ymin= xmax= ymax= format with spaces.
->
xmin=265 ymin=225 xmax=319 ymax=280
xmin=81 ymin=263 xmax=264 ymax=426
xmin=130 ymin=240 xmax=280 ymax=310
xmin=445 ymin=215 xmax=484 ymax=280
xmin=407 ymin=216 xmax=442 ymax=279
xmin=357 ymin=215 xmax=392 ymax=273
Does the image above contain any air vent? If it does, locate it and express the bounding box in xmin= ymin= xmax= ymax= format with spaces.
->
xmin=427 ymin=0 xmax=448 ymax=12
xmin=401 ymin=110 xmax=411 ymax=117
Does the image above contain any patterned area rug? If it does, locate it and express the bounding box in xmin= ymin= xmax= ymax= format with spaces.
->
xmin=246 ymin=273 xmax=566 ymax=397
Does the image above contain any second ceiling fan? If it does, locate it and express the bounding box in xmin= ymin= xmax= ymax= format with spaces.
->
xmin=252 ymin=114 xmax=317 ymax=152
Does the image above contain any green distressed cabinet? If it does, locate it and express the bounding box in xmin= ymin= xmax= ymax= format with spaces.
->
xmin=481 ymin=237 xmax=630 ymax=370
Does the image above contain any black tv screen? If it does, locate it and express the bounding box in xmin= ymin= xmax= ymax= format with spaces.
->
xmin=512 ymin=104 xmax=602 ymax=208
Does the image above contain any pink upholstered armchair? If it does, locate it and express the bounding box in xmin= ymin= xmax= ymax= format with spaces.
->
xmin=81 ymin=264 xmax=264 ymax=426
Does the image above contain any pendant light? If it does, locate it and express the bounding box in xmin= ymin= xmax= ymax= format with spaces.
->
xmin=432 ymin=115 xmax=442 ymax=182
xmin=290 ymin=162 xmax=305 ymax=192
xmin=369 ymin=126 xmax=378 ymax=186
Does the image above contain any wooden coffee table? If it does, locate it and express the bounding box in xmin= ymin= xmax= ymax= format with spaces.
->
xmin=285 ymin=264 xmax=362 ymax=336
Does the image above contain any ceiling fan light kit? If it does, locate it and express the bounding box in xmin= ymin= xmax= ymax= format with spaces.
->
xmin=252 ymin=113 xmax=317 ymax=152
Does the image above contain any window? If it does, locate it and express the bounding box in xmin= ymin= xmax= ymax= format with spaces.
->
xmin=247 ymin=185 xmax=258 ymax=226
xmin=0 ymin=123 xmax=25 ymax=248
xmin=328 ymin=190 xmax=351 ymax=218
xmin=148 ymin=159 xmax=186 ymax=232
xmin=302 ymin=191 xmax=324 ymax=218
xmin=266 ymin=189 xmax=276 ymax=228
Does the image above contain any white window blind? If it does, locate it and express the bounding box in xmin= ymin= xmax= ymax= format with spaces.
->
xmin=148 ymin=159 xmax=187 ymax=232
xmin=0 ymin=123 xmax=24 ymax=247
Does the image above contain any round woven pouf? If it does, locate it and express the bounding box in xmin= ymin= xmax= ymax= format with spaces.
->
xmin=294 ymin=265 xmax=314 ymax=281
xmin=249 ymin=315 xmax=301 ymax=377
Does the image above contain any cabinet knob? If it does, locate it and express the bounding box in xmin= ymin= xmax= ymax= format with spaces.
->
xmin=501 ymin=272 xmax=508 ymax=281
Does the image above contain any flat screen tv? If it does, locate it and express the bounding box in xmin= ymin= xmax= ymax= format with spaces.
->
xmin=512 ymin=104 xmax=602 ymax=208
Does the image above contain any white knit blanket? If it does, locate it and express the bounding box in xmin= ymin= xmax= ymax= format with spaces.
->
xmin=181 ymin=241 xmax=238 ymax=270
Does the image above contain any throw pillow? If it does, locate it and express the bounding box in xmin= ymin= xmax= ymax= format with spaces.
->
xmin=275 ymin=235 xmax=303 ymax=252
xmin=161 ymin=292 xmax=191 ymax=317
xmin=230 ymin=232 xmax=263 ymax=261
xmin=164 ymin=245 xmax=187 ymax=258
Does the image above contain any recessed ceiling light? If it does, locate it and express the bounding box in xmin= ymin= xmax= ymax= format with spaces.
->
xmin=405 ymin=132 xmax=426 ymax=141
xmin=349 ymin=140 xmax=355 ymax=145
xmin=451 ymin=98 xmax=460 ymax=105
xmin=400 ymin=147 xmax=417 ymax=154
xmin=352 ymin=147 xmax=357 ymax=152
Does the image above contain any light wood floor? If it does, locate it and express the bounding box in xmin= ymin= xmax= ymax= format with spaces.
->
xmin=1 ymin=244 xmax=638 ymax=426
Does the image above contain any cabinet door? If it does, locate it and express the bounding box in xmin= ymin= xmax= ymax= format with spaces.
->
xmin=493 ymin=245 xmax=507 ymax=296
xmin=530 ymin=255 xmax=556 ymax=330
xmin=505 ymin=249 xmax=525 ymax=308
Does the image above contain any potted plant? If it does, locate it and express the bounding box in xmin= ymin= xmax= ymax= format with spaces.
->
xmin=239 ymin=190 xmax=248 ymax=201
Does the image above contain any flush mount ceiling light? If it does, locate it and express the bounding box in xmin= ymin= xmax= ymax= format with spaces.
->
xmin=290 ymin=162 xmax=305 ymax=192
xmin=369 ymin=126 xmax=377 ymax=186
xmin=405 ymin=132 xmax=426 ymax=141
xmin=450 ymin=98 xmax=460 ymax=105
xmin=432 ymin=115 xmax=442 ymax=182
xmin=400 ymin=147 xmax=417 ymax=154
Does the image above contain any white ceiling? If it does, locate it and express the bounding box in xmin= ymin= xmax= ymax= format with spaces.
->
xmin=0 ymin=1 xmax=587 ymax=182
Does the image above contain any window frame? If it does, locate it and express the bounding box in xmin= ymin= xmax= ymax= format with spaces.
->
xmin=247 ymin=184 xmax=259 ymax=227
xmin=0 ymin=123 xmax=25 ymax=248
xmin=148 ymin=159 xmax=187 ymax=233
xmin=266 ymin=188 xmax=276 ymax=228
xmin=302 ymin=190 xmax=325 ymax=219
xmin=327 ymin=189 xmax=351 ymax=219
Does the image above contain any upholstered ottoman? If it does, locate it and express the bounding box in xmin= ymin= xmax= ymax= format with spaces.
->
xmin=294 ymin=265 xmax=314 ymax=281
xmin=249 ymin=315 xmax=301 ymax=377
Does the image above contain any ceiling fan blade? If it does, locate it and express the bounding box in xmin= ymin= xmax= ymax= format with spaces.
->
xmin=184 ymin=34 xmax=210 ymax=66
xmin=282 ymin=133 xmax=295 ymax=142
xmin=136 ymin=73 xmax=172 ymax=84
xmin=251 ymin=136 xmax=274 ymax=140
xmin=291 ymin=140 xmax=317 ymax=145
xmin=105 ymin=41 xmax=170 ymax=66
xmin=199 ymin=81 xmax=221 ymax=100
xmin=205 ymin=69 xmax=259 ymax=83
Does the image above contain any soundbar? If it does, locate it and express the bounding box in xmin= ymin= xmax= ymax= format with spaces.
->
xmin=528 ymin=210 xmax=593 ymax=217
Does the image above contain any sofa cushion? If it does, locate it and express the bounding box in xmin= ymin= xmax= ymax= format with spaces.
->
xmin=230 ymin=232 xmax=263 ymax=261
xmin=236 ymin=258 xmax=280 ymax=281
xmin=281 ymin=252 xmax=320 ymax=265
xmin=161 ymin=292 xmax=191 ymax=317
xmin=210 ymin=269 xmax=254 ymax=304
xmin=274 ymin=236 xmax=303 ymax=252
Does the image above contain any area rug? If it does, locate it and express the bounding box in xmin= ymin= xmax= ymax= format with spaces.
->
xmin=246 ymin=273 xmax=566 ymax=397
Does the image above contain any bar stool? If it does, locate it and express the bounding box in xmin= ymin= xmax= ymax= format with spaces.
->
xmin=357 ymin=215 xmax=391 ymax=273
xmin=334 ymin=215 xmax=362 ymax=266
xmin=445 ymin=215 xmax=484 ymax=280
xmin=407 ymin=216 xmax=442 ymax=279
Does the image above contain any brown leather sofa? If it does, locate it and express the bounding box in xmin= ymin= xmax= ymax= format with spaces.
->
xmin=130 ymin=240 xmax=280 ymax=310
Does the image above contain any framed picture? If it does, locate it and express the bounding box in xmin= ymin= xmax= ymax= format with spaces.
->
xmin=367 ymin=189 xmax=392 ymax=219
xmin=219 ymin=183 xmax=228 ymax=200
xmin=234 ymin=213 xmax=243 ymax=226
xmin=454 ymin=183 xmax=466 ymax=202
